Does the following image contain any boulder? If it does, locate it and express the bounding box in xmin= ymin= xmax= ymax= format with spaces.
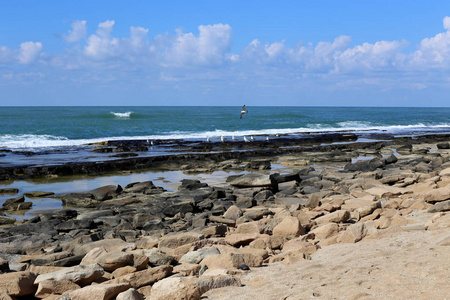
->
xmin=116 ymin=288 xmax=145 ymax=300
xmin=34 ymin=264 xmax=105 ymax=286
xmin=228 ymin=173 xmax=277 ymax=188
xmin=272 ymin=216 xmax=304 ymax=239
xmin=23 ymin=191 xmax=55 ymax=198
xmin=143 ymin=249 xmax=176 ymax=267
xmin=35 ymin=279 xmax=80 ymax=298
xmin=343 ymin=158 xmax=385 ymax=172
xmin=424 ymin=185 xmax=450 ymax=202
xmin=107 ymin=265 xmax=173 ymax=289
xmin=149 ymin=275 xmax=241 ymax=300
xmin=68 ymin=283 xmax=131 ymax=300
xmin=0 ymin=257 xmax=10 ymax=273
xmin=158 ymin=232 xmax=204 ymax=250
xmin=179 ymin=247 xmax=221 ymax=264
xmin=0 ymin=271 xmax=37 ymax=297
xmin=314 ymin=210 xmax=350 ymax=225
xmin=337 ymin=223 xmax=367 ymax=243
xmin=81 ymin=248 xmax=134 ymax=272
xmin=310 ymin=223 xmax=339 ymax=241
xmin=0 ymin=188 xmax=19 ymax=195
xmin=428 ymin=200 xmax=450 ymax=213
xmin=201 ymin=253 xmax=263 ymax=269
xmin=225 ymin=233 xmax=260 ymax=247
xmin=162 ymin=201 xmax=194 ymax=217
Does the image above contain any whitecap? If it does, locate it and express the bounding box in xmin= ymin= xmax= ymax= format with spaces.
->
xmin=111 ymin=111 xmax=133 ymax=118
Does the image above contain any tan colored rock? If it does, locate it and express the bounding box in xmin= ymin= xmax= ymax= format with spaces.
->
xmin=116 ymin=288 xmax=144 ymax=300
xmin=106 ymin=265 xmax=173 ymax=289
xmin=201 ymin=253 xmax=263 ymax=269
xmin=35 ymin=279 xmax=80 ymax=298
xmin=365 ymin=186 xmax=404 ymax=199
xmin=158 ymin=232 xmax=204 ymax=250
xmin=34 ymin=264 xmax=104 ymax=286
xmin=314 ymin=210 xmax=350 ymax=225
xmin=223 ymin=205 xmax=242 ymax=220
xmin=272 ymin=216 xmax=304 ymax=239
xmin=0 ymin=289 xmax=13 ymax=300
xmin=65 ymin=239 xmax=135 ymax=256
xmin=310 ymin=223 xmax=339 ymax=241
xmin=68 ymin=283 xmax=130 ymax=300
xmin=112 ymin=266 xmax=137 ymax=279
xmin=337 ymin=223 xmax=367 ymax=243
xmin=135 ymin=236 xmax=159 ymax=249
xmin=238 ymin=247 xmax=269 ymax=260
xmin=131 ymin=253 xmax=149 ymax=270
xmin=281 ymin=239 xmax=318 ymax=255
xmin=225 ymin=233 xmax=260 ymax=246
xmin=29 ymin=266 xmax=66 ymax=275
xmin=439 ymin=167 xmax=450 ymax=176
xmin=235 ymin=221 xmax=263 ymax=234
xmin=173 ymin=263 xmax=201 ymax=276
xmin=0 ymin=271 xmax=37 ymax=297
xmin=149 ymin=275 xmax=241 ymax=300
xmin=268 ymin=249 xmax=308 ymax=264
xmin=249 ymin=234 xmax=284 ymax=250
xmin=424 ymin=185 xmax=450 ymax=202
xmin=137 ymin=285 xmax=152 ymax=299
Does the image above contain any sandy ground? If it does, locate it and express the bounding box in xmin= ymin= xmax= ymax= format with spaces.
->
xmin=203 ymin=210 xmax=450 ymax=300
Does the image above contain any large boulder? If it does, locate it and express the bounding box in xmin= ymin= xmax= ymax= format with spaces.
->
xmin=343 ymin=158 xmax=385 ymax=172
xmin=272 ymin=216 xmax=304 ymax=239
xmin=201 ymin=253 xmax=263 ymax=269
xmin=34 ymin=264 xmax=105 ymax=286
xmin=67 ymin=283 xmax=131 ymax=300
xmin=35 ymin=279 xmax=80 ymax=298
xmin=106 ymin=265 xmax=173 ymax=289
xmin=149 ymin=275 xmax=241 ymax=300
xmin=0 ymin=271 xmax=37 ymax=297
xmin=179 ymin=247 xmax=221 ymax=264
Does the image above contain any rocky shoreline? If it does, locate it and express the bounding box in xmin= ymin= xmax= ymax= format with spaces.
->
xmin=0 ymin=134 xmax=450 ymax=299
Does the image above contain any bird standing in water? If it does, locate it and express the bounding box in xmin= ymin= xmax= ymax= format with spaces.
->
xmin=240 ymin=105 xmax=248 ymax=119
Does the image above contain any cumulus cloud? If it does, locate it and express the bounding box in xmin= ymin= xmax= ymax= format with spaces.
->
xmin=84 ymin=20 xmax=119 ymax=60
xmin=412 ymin=16 xmax=450 ymax=67
xmin=18 ymin=41 xmax=43 ymax=64
xmin=162 ymin=23 xmax=232 ymax=66
xmin=64 ymin=20 xmax=87 ymax=43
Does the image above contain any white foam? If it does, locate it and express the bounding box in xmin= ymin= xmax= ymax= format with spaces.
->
xmin=1 ymin=123 xmax=450 ymax=150
xmin=111 ymin=111 xmax=133 ymax=118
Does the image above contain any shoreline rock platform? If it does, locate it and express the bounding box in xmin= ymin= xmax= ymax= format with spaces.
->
xmin=0 ymin=133 xmax=449 ymax=299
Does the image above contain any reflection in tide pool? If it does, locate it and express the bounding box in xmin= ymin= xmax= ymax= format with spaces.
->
xmin=0 ymin=169 xmax=246 ymax=220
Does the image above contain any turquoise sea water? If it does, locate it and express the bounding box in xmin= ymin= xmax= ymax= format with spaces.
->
xmin=1 ymin=106 xmax=450 ymax=150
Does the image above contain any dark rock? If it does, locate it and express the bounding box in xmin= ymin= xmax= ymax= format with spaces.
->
xmin=178 ymin=179 xmax=208 ymax=190
xmin=270 ymin=172 xmax=301 ymax=184
xmin=23 ymin=191 xmax=55 ymax=198
xmin=2 ymin=195 xmax=25 ymax=210
xmin=343 ymin=158 xmax=385 ymax=172
xmin=248 ymin=160 xmax=271 ymax=170
xmin=384 ymin=154 xmax=398 ymax=165
xmin=55 ymin=220 xmax=96 ymax=232
xmin=229 ymin=173 xmax=278 ymax=189
xmin=297 ymin=167 xmax=315 ymax=176
xmin=144 ymin=249 xmax=176 ymax=267
xmin=0 ymin=235 xmax=46 ymax=254
xmin=0 ymin=257 xmax=9 ymax=273
xmin=236 ymin=197 xmax=256 ymax=209
xmin=0 ymin=215 xmax=15 ymax=225
xmin=163 ymin=201 xmax=194 ymax=217
xmin=33 ymin=209 xmax=78 ymax=221
xmin=8 ymin=219 xmax=60 ymax=236
xmin=0 ymin=188 xmax=19 ymax=195
xmin=143 ymin=219 xmax=165 ymax=232
xmin=124 ymin=181 xmax=165 ymax=194
xmin=89 ymin=184 xmax=123 ymax=200
xmin=437 ymin=142 xmax=450 ymax=149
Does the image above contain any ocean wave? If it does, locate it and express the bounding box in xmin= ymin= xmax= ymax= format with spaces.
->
xmin=111 ymin=111 xmax=133 ymax=118
xmin=2 ymin=123 xmax=450 ymax=149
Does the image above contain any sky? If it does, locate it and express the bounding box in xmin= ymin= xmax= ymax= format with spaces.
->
xmin=1 ymin=0 xmax=450 ymax=106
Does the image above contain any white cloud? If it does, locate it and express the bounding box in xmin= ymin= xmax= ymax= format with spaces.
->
xmin=162 ymin=23 xmax=232 ymax=66
xmin=412 ymin=16 xmax=450 ymax=67
xmin=64 ymin=20 xmax=87 ymax=43
xmin=18 ymin=41 xmax=43 ymax=64
xmin=84 ymin=20 xmax=119 ymax=60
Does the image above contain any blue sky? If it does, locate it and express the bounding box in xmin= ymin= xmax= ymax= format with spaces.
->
xmin=1 ymin=0 xmax=450 ymax=106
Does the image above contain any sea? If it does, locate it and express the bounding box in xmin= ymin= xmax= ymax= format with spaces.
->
xmin=1 ymin=106 xmax=450 ymax=151
xmin=1 ymin=106 xmax=450 ymax=219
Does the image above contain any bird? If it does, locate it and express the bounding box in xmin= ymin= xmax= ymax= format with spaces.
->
xmin=266 ymin=136 xmax=270 ymax=141
xmin=244 ymin=136 xmax=250 ymax=142
xmin=240 ymin=105 xmax=248 ymax=119
xmin=231 ymin=135 xmax=237 ymax=141
xmin=221 ymin=136 xmax=226 ymax=142
xmin=250 ymin=136 xmax=254 ymax=141
xmin=206 ymin=137 xmax=210 ymax=142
